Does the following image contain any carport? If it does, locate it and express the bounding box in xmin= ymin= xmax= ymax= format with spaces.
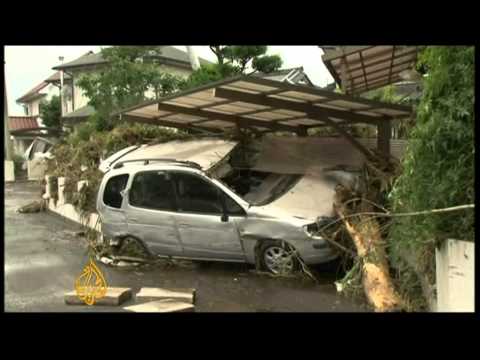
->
xmin=116 ymin=75 xmax=412 ymax=158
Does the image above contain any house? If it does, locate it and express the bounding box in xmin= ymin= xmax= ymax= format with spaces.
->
xmin=254 ymin=66 xmax=314 ymax=86
xmin=12 ymin=75 xmax=61 ymax=155
xmin=49 ymin=46 xmax=213 ymax=129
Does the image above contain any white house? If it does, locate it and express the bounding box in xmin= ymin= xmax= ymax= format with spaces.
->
xmin=49 ymin=46 xmax=213 ymax=128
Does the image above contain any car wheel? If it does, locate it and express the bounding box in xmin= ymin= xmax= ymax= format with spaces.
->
xmin=259 ymin=240 xmax=298 ymax=275
xmin=117 ymin=236 xmax=153 ymax=259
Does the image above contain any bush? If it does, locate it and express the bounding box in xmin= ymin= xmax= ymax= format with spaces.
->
xmin=387 ymin=46 xmax=475 ymax=281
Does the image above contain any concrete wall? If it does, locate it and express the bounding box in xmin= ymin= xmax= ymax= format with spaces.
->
xmin=44 ymin=175 xmax=101 ymax=232
xmin=436 ymin=239 xmax=475 ymax=312
xmin=27 ymin=159 xmax=48 ymax=180
xmin=5 ymin=160 xmax=15 ymax=182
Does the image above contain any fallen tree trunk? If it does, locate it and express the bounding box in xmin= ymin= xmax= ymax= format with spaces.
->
xmin=334 ymin=183 xmax=403 ymax=312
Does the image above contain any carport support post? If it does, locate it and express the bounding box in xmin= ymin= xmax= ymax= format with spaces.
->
xmin=377 ymin=121 xmax=391 ymax=156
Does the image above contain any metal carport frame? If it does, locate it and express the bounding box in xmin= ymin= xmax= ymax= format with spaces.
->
xmin=115 ymin=75 xmax=412 ymax=157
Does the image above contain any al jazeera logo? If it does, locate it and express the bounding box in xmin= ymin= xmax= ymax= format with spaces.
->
xmin=75 ymin=258 xmax=107 ymax=305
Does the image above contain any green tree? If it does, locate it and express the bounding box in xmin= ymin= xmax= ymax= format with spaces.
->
xmin=183 ymin=46 xmax=283 ymax=88
xmin=39 ymin=95 xmax=61 ymax=129
xmin=77 ymin=46 xmax=184 ymax=131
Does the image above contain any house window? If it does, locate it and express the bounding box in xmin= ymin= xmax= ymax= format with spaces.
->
xmin=24 ymin=105 xmax=29 ymax=116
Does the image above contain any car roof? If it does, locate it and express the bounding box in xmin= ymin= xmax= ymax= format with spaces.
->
xmin=105 ymin=163 xmax=206 ymax=178
xmin=100 ymin=138 xmax=238 ymax=173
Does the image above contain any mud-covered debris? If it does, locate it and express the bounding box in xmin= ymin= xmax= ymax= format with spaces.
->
xmin=17 ymin=200 xmax=46 ymax=214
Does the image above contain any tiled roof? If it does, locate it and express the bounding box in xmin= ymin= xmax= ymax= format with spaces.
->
xmin=44 ymin=71 xmax=72 ymax=83
xmin=53 ymin=47 xmax=213 ymax=71
xmin=62 ymin=105 xmax=95 ymax=120
xmin=8 ymin=116 xmax=40 ymax=132
xmin=16 ymin=82 xmax=48 ymax=103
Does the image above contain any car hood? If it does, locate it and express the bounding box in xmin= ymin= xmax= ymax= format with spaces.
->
xmin=245 ymin=136 xmax=366 ymax=222
xmin=249 ymin=171 xmax=357 ymax=222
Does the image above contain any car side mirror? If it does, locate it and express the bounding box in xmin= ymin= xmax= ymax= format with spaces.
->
xmin=221 ymin=213 xmax=229 ymax=222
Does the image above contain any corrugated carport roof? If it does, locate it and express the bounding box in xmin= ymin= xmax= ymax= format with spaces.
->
xmin=117 ymin=75 xmax=412 ymax=137
xmin=321 ymin=46 xmax=422 ymax=94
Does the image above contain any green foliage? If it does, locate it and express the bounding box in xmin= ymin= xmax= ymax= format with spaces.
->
xmin=363 ymin=85 xmax=404 ymax=104
xmin=184 ymin=46 xmax=283 ymax=89
xmin=387 ymin=46 xmax=475 ymax=281
xmin=252 ymin=55 xmax=283 ymax=74
xmin=77 ymin=46 xmax=184 ymax=131
xmin=39 ymin=95 xmax=61 ymax=128
xmin=182 ymin=63 xmax=237 ymax=88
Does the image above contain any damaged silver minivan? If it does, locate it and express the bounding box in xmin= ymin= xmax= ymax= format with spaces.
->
xmin=97 ymin=137 xmax=364 ymax=274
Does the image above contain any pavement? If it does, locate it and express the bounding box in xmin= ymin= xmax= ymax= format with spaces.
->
xmin=4 ymin=181 xmax=367 ymax=312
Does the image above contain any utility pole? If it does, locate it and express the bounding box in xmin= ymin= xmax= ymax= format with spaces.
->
xmin=186 ymin=46 xmax=201 ymax=71
xmin=4 ymin=61 xmax=13 ymax=161
xmin=59 ymin=56 xmax=64 ymax=116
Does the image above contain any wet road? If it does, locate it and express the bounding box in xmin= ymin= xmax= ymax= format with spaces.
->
xmin=4 ymin=181 xmax=367 ymax=312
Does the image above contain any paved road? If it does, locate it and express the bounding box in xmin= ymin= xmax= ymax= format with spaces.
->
xmin=4 ymin=181 xmax=367 ymax=312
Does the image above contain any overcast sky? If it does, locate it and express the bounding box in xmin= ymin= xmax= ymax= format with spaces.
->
xmin=4 ymin=46 xmax=333 ymax=115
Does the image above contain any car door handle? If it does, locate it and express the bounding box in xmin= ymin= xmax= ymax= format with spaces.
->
xmin=129 ymin=218 xmax=139 ymax=223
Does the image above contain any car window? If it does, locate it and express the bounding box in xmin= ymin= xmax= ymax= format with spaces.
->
xmin=173 ymin=172 xmax=223 ymax=215
xmin=103 ymin=174 xmax=129 ymax=208
xmin=129 ymin=171 xmax=176 ymax=211
xmin=224 ymin=195 xmax=246 ymax=216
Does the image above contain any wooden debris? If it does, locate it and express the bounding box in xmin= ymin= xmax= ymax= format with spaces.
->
xmin=135 ymin=287 xmax=196 ymax=304
xmin=64 ymin=287 xmax=132 ymax=306
xmin=124 ymin=299 xmax=194 ymax=313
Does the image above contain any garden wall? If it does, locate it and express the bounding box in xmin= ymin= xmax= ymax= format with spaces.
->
xmin=44 ymin=175 xmax=101 ymax=232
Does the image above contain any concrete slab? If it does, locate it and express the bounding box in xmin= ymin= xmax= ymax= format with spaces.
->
xmin=136 ymin=287 xmax=196 ymax=304
xmin=124 ymin=299 xmax=195 ymax=313
xmin=65 ymin=287 xmax=132 ymax=306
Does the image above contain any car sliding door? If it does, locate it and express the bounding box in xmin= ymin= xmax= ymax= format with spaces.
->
xmin=172 ymin=171 xmax=245 ymax=261
xmin=125 ymin=170 xmax=182 ymax=256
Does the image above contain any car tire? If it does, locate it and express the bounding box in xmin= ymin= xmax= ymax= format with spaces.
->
xmin=258 ymin=240 xmax=299 ymax=275
xmin=116 ymin=236 xmax=153 ymax=259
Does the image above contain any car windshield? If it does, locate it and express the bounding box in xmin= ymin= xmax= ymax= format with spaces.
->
xmin=218 ymin=170 xmax=303 ymax=206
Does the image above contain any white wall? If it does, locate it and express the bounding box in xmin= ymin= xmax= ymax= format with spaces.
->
xmin=436 ymin=239 xmax=475 ymax=312
xmin=63 ymin=64 xmax=193 ymax=116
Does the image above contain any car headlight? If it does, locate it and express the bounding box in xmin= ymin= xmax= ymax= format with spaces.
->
xmin=303 ymin=217 xmax=336 ymax=237
xmin=303 ymin=223 xmax=319 ymax=237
